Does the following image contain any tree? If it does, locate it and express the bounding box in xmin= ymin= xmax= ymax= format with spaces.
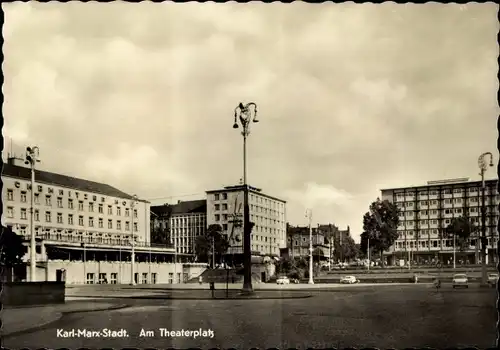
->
xmin=361 ymin=198 xmax=400 ymax=266
xmin=194 ymin=235 xmax=210 ymax=263
xmin=445 ymin=216 xmax=477 ymax=252
xmin=0 ymin=226 xmax=25 ymax=268
xmin=194 ymin=224 xmax=229 ymax=267
xmin=332 ymin=234 xmax=359 ymax=262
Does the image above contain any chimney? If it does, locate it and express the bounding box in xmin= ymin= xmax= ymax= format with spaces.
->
xmin=177 ymin=200 xmax=182 ymax=204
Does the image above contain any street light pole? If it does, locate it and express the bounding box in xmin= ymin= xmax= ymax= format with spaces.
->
xmin=25 ymin=146 xmax=40 ymax=282
xmin=233 ymin=102 xmax=258 ymax=294
xmin=367 ymin=238 xmax=370 ymax=271
xmin=453 ymin=233 xmax=456 ymax=269
xmin=478 ymin=152 xmax=494 ymax=285
xmin=306 ymin=209 xmax=314 ymax=284
xmin=130 ymin=195 xmax=138 ymax=285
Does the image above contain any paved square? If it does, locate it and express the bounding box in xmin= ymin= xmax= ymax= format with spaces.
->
xmin=4 ymin=285 xmax=496 ymax=349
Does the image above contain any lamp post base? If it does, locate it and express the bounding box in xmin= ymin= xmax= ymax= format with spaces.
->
xmin=308 ymin=280 xmax=314 ymax=285
xmin=241 ymin=284 xmax=254 ymax=295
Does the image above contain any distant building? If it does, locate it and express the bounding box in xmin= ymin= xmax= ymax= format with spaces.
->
xmin=286 ymin=224 xmax=329 ymax=260
xmin=2 ymin=156 xmax=205 ymax=284
xmin=381 ymin=177 xmax=499 ymax=266
xmin=151 ymin=200 xmax=207 ymax=258
xmin=206 ymin=185 xmax=286 ymax=258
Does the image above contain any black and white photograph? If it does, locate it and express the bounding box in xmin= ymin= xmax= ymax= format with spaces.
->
xmin=1 ymin=2 xmax=498 ymax=349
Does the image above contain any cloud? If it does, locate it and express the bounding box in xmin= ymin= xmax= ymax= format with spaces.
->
xmin=285 ymin=182 xmax=353 ymax=209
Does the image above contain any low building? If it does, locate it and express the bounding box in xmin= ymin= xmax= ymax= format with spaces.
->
xmin=2 ymin=155 xmax=206 ymax=284
xmin=380 ymin=177 xmax=499 ymax=266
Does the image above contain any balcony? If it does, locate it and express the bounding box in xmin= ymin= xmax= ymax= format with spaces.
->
xmin=21 ymin=233 xmax=174 ymax=250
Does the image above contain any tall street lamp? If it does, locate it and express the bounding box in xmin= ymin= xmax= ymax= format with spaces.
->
xmin=478 ymin=152 xmax=494 ymax=285
xmin=305 ymin=209 xmax=314 ymax=284
xmin=130 ymin=194 xmax=138 ymax=285
xmin=233 ymin=102 xmax=259 ymax=293
xmin=25 ymin=146 xmax=41 ymax=282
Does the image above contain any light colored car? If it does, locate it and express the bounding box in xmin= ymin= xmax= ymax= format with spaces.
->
xmin=340 ymin=275 xmax=359 ymax=284
xmin=276 ymin=276 xmax=290 ymax=285
xmin=452 ymin=273 xmax=468 ymax=289
xmin=487 ymin=273 xmax=498 ymax=287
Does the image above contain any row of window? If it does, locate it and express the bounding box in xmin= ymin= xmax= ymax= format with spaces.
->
xmin=171 ymin=217 xmax=205 ymax=226
xmin=400 ymin=210 xmax=497 ymax=219
xmin=397 ymin=227 xmax=497 ymax=236
xmin=213 ymin=203 xmax=284 ymax=218
xmin=85 ymin=272 xmax=158 ymax=284
xmin=7 ymin=207 xmax=138 ymax=231
xmin=395 ymin=197 xmax=499 ymax=208
xmin=398 ymin=216 xmax=498 ymax=227
xmin=7 ymin=182 xmax=135 ymax=204
xmin=395 ymin=187 xmax=497 ymax=197
xmin=6 ymin=190 xmax=138 ymax=217
xmin=394 ymin=237 xmax=497 ymax=249
xmin=213 ymin=192 xmax=285 ymax=210
xmin=214 ymin=213 xmax=285 ymax=227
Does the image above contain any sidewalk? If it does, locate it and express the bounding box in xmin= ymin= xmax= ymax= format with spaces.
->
xmin=2 ymin=301 xmax=129 ymax=337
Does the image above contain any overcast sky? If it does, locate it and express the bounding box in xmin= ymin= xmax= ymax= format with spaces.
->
xmin=3 ymin=2 xmax=498 ymax=242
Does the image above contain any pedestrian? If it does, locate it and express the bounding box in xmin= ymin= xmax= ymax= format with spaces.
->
xmin=433 ymin=278 xmax=441 ymax=292
xmin=199 ymin=275 xmax=203 ymax=285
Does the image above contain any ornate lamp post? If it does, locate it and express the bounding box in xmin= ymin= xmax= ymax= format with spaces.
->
xmin=233 ymin=102 xmax=258 ymax=293
xmin=25 ymin=146 xmax=41 ymax=282
xmin=130 ymin=194 xmax=138 ymax=285
xmin=478 ymin=152 xmax=494 ymax=285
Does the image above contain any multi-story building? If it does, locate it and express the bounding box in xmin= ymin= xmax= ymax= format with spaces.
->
xmin=151 ymin=200 xmax=206 ymax=259
xmin=381 ymin=177 xmax=499 ymax=266
xmin=206 ymin=185 xmax=286 ymax=258
xmin=286 ymin=224 xmax=330 ymax=260
xmin=2 ymin=156 xmax=206 ymax=284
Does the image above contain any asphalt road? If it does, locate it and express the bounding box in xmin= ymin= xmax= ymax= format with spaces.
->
xmin=4 ymin=285 xmax=496 ymax=349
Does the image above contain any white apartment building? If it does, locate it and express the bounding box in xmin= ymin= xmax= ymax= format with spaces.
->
xmin=151 ymin=200 xmax=207 ymax=257
xmin=1 ymin=156 xmax=206 ymax=284
xmin=206 ymin=185 xmax=287 ymax=257
xmin=381 ymin=177 xmax=499 ymax=265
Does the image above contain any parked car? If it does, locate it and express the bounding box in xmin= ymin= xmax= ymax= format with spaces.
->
xmin=487 ymin=273 xmax=498 ymax=287
xmin=452 ymin=273 xmax=468 ymax=289
xmin=340 ymin=275 xmax=360 ymax=284
xmin=276 ymin=276 xmax=290 ymax=285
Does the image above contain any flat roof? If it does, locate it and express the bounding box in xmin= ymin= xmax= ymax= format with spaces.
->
xmin=380 ymin=178 xmax=498 ymax=192
xmin=206 ymin=185 xmax=286 ymax=203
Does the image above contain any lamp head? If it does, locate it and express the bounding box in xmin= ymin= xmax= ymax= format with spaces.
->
xmin=26 ymin=146 xmax=32 ymax=153
xmin=489 ymin=160 xmax=494 ymax=167
xmin=233 ymin=123 xmax=239 ymax=129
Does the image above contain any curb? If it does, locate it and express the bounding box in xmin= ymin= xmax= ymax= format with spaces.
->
xmin=2 ymin=303 xmax=131 ymax=339
xmin=65 ymin=294 xmax=313 ymax=301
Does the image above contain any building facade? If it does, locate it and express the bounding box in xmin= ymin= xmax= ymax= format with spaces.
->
xmin=2 ymin=157 xmax=206 ymax=284
xmin=206 ymin=185 xmax=287 ymax=257
xmin=286 ymin=224 xmax=330 ymax=260
xmin=151 ymin=200 xmax=207 ymax=257
xmin=381 ymin=177 xmax=499 ymax=266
